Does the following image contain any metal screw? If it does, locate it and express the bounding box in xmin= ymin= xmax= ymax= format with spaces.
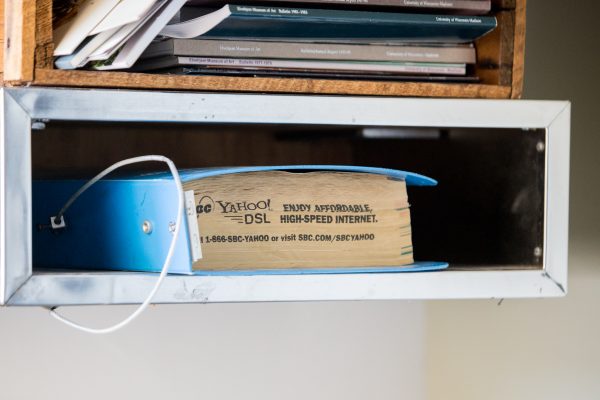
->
xmin=168 ymin=222 xmax=176 ymax=234
xmin=31 ymin=121 xmax=46 ymax=130
xmin=142 ymin=220 xmax=153 ymax=234
xmin=534 ymin=246 xmax=542 ymax=257
xmin=536 ymin=141 xmax=545 ymax=153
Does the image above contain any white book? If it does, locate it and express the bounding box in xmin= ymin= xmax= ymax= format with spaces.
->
xmin=92 ymin=0 xmax=187 ymax=70
xmin=53 ymin=0 xmax=121 ymax=56
xmin=90 ymin=0 xmax=158 ymax=35
xmin=87 ymin=0 xmax=168 ymax=62
xmin=55 ymin=27 xmax=120 ymax=69
xmin=159 ymin=5 xmax=232 ymax=39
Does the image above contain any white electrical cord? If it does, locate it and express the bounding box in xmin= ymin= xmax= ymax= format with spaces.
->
xmin=48 ymin=155 xmax=184 ymax=334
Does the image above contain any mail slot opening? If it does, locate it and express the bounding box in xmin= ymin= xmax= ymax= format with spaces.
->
xmin=31 ymin=121 xmax=545 ymax=271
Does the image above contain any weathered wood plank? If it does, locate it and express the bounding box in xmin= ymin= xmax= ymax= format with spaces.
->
xmin=495 ymin=11 xmax=515 ymax=86
xmin=491 ymin=0 xmax=516 ymax=9
xmin=511 ymin=0 xmax=526 ymax=99
xmin=33 ymin=68 xmax=512 ymax=98
xmin=35 ymin=0 xmax=53 ymax=69
xmin=4 ymin=0 xmax=36 ymax=83
xmin=0 ymin=0 xmax=4 ymax=74
xmin=474 ymin=10 xmax=514 ymax=86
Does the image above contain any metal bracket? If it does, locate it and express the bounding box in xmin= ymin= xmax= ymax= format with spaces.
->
xmin=50 ymin=216 xmax=66 ymax=229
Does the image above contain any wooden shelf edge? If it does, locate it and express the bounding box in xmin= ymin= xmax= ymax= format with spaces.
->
xmin=31 ymin=68 xmax=512 ymax=98
xmin=510 ymin=0 xmax=526 ymax=99
xmin=3 ymin=0 xmax=36 ymax=82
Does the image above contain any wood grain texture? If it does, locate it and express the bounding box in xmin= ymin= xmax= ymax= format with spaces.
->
xmin=510 ymin=0 xmax=526 ymax=99
xmin=474 ymin=10 xmax=515 ymax=86
xmin=35 ymin=0 xmax=53 ymax=69
xmin=491 ymin=0 xmax=516 ymax=9
xmin=0 ymin=1 xmax=4 ymax=74
xmin=496 ymin=11 xmax=515 ymax=86
xmin=3 ymin=0 xmax=36 ymax=83
xmin=33 ymin=68 xmax=512 ymax=98
xmin=32 ymin=123 xmax=357 ymax=176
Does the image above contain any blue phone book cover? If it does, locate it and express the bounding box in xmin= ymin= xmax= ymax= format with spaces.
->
xmin=33 ymin=165 xmax=448 ymax=275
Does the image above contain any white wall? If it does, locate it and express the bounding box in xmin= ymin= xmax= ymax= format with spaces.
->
xmin=0 ymin=301 xmax=426 ymax=399
xmin=425 ymin=1 xmax=600 ymax=399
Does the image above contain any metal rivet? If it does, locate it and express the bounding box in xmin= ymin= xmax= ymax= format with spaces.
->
xmin=142 ymin=220 xmax=153 ymax=234
xmin=32 ymin=121 xmax=46 ymax=130
xmin=536 ymin=141 xmax=545 ymax=152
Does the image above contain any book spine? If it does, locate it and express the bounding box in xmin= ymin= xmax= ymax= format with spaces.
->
xmin=229 ymin=4 xmax=493 ymax=25
xmin=178 ymin=56 xmax=466 ymax=75
xmin=207 ymin=5 xmax=498 ymax=44
xmin=174 ymin=67 xmax=480 ymax=83
xmin=171 ymin=39 xmax=476 ymax=63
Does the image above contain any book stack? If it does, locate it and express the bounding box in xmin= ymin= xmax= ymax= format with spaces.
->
xmin=53 ymin=0 xmax=496 ymax=82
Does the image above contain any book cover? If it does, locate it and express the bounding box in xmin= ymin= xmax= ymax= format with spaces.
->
xmin=185 ymin=0 xmax=492 ymax=15
xmin=53 ymin=0 xmax=121 ymax=56
xmin=160 ymin=5 xmax=497 ymax=44
xmin=132 ymin=55 xmax=466 ymax=75
xmin=91 ymin=0 xmax=188 ymax=70
xmin=141 ymin=38 xmax=476 ymax=64
xmin=89 ymin=0 xmax=158 ymax=35
xmin=164 ymin=66 xmax=481 ymax=82
xmin=33 ymin=165 xmax=447 ymax=275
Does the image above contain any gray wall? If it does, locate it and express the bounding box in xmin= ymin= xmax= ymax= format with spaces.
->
xmin=425 ymin=1 xmax=600 ymax=399
xmin=1 ymin=1 xmax=598 ymax=399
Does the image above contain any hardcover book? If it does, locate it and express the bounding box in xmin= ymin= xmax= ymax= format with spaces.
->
xmin=160 ymin=5 xmax=497 ymax=44
xmin=162 ymin=66 xmax=480 ymax=82
xmin=132 ymin=56 xmax=467 ymax=75
xmin=141 ymin=38 xmax=476 ymax=64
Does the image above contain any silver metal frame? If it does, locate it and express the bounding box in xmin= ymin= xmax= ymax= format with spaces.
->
xmin=0 ymin=87 xmax=570 ymax=306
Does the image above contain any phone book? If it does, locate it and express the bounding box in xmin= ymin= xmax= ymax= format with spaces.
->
xmin=33 ymin=165 xmax=447 ymax=275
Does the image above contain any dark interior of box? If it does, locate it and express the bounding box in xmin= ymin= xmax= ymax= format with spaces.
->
xmin=31 ymin=121 xmax=545 ymax=270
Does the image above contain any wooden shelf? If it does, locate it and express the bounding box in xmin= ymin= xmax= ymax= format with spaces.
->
xmin=1 ymin=0 xmax=526 ymax=98
xmin=31 ymin=68 xmax=513 ymax=97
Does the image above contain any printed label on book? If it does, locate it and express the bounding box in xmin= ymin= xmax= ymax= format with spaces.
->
xmin=184 ymin=171 xmax=413 ymax=270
